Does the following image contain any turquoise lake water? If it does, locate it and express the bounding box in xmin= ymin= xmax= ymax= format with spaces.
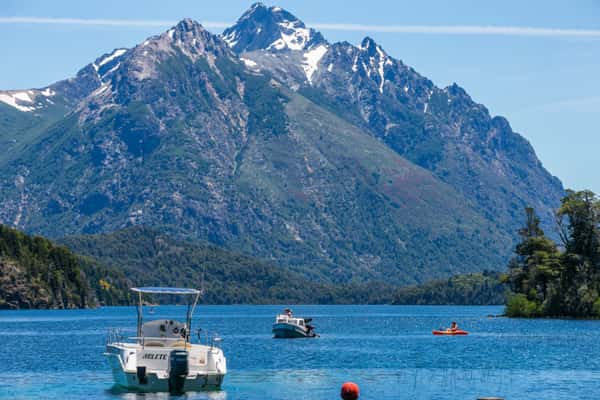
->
xmin=1 ymin=305 xmax=599 ymax=399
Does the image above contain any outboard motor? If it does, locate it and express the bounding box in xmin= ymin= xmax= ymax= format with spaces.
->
xmin=168 ymin=350 xmax=189 ymax=393
xmin=136 ymin=366 xmax=147 ymax=385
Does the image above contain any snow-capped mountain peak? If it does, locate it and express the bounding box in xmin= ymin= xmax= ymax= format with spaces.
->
xmin=222 ymin=2 xmax=327 ymax=53
xmin=355 ymin=37 xmax=392 ymax=93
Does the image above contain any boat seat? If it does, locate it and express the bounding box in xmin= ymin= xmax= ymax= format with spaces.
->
xmin=144 ymin=341 xmax=165 ymax=347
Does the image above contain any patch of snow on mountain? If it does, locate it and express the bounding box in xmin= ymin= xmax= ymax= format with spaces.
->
xmin=98 ymin=48 xmax=127 ymax=67
xmin=0 ymin=92 xmax=36 ymax=112
xmin=271 ymin=20 xmax=310 ymax=51
xmin=0 ymin=87 xmax=59 ymax=112
xmin=103 ymin=62 xmax=121 ymax=77
xmin=167 ymin=29 xmax=175 ymax=39
xmin=362 ymin=61 xmax=369 ymax=77
xmin=13 ymin=92 xmax=33 ymax=102
xmin=88 ymin=83 xmax=112 ymax=101
xmin=375 ymin=46 xmax=386 ymax=93
xmin=269 ymin=38 xmax=286 ymax=51
xmin=96 ymin=84 xmax=110 ymax=95
xmin=302 ymin=45 xmax=328 ymax=83
xmin=243 ymin=2 xmax=262 ymax=17
xmin=377 ymin=62 xmax=385 ymax=92
xmin=240 ymin=57 xmax=259 ymax=69
xmin=222 ymin=31 xmax=238 ymax=48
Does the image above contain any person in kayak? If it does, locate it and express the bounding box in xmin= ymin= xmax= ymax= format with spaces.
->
xmin=433 ymin=323 xmax=468 ymax=335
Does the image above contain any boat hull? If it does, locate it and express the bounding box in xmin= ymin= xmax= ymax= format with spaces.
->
xmin=105 ymin=342 xmax=226 ymax=393
xmin=432 ymin=330 xmax=469 ymax=336
xmin=110 ymin=366 xmax=224 ymax=392
xmin=272 ymin=322 xmax=314 ymax=338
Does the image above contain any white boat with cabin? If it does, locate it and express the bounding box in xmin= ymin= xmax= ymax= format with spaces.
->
xmin=272 ymin=308 xmax=318 ymax=338
xmin=104 ymin=287 xmax=226 ymax=393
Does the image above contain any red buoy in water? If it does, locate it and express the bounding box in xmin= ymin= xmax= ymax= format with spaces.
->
xmin=341 ymin=382 xmax=360 ymax=400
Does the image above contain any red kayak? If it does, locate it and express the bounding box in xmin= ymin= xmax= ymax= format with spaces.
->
xmin=432 ymin=329 xmax=469 ymax=335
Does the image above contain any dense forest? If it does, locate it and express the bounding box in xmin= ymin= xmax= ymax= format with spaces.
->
xmin=62 ymin=226 xmax=513 ymax=305
xmin=392 ymin=271 xmax=506 ymax=305
xmin=60 ymin=227 xmax=405 ymax=304
xmin=1 ymin=223 xmax=511 ymax=309
xmin=506 ymin=190 xmax=600 ymax=318
xmin=0 ymin=224 xmax=130 ymax=309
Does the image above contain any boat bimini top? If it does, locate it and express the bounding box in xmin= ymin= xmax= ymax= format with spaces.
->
xmin=131 ymin=287 xmax=201 ymax=295
xmin=132 ymin=287 xmax=202 ymax=345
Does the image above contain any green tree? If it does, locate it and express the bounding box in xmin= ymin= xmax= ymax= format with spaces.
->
xmin=554 ymin=190 xmax=600 ymax=316
xmin=557 ymin=190 xmax=600 ymax=265
xmin=506 ymin=191 xmax=600 ymax=318
xmin=507 ymin=207 xmax=561 ymax=316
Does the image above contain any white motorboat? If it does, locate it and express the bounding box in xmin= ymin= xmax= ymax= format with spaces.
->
xmin=104 ymin=287 xmax=226 ymax=393
xmin=272 ymin=308 xmax=318 ymax=338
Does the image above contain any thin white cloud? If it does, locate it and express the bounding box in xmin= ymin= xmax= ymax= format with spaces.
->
xmin=0 ymin=16 xmax=228 ymax=29
xmin=312 ymin=23 xmax=600 ymax=38
xmin=1 ymin=17 xmax=600 ymax=38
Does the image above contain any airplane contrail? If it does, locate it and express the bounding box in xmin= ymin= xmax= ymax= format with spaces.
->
xmin=1 ymin=17 xmax=600 ymax=38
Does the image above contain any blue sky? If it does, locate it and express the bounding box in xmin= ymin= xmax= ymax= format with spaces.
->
xmin=1 ymin=0 xmax=599 ymax=193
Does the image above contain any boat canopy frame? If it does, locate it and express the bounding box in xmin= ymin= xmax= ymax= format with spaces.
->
xmin=131 ymin=287 xmax=201 ymax=345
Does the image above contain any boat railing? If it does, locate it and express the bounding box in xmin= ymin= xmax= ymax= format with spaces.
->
xmin=196 ymin=328 xmax=223 ymax=349
xmin=113 ymin=330 xmax=222 ymax=349
xmin=126 ymin=336 xmax=186 ymax=348
xmin=106 ymin=328 xmax=126 ymax=345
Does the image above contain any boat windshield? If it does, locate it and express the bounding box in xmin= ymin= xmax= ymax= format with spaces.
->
xmin=275 ymin=315 xmax=305 ymax=325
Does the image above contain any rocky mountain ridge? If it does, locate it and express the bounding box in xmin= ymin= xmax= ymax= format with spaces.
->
xmin=225 ymin=3 xmax=563 ymax=236
xmin=0 ymin=4 xmax=563 ymax=285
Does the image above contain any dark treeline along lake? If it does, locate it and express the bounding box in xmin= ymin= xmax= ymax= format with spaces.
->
xmin=2 ymin=305 xmax=600 ymax=399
